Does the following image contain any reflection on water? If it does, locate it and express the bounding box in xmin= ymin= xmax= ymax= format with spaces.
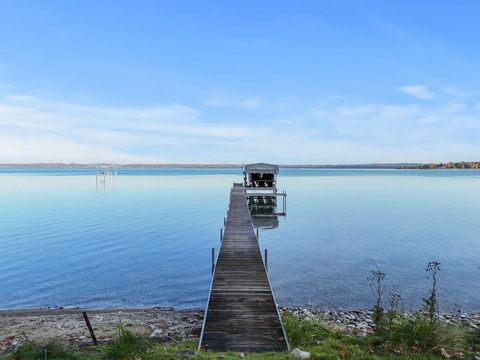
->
xmin=249 ymin=196 xmax=282 ymax=230
xmin=0 ymin=168 xmax=479 ymax=311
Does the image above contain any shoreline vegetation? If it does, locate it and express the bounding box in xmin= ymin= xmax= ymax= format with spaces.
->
xmin=1 ymin=307 xmax=479 ymax=359
xmin=2 ymin=263 xmax=478 ymax=358
xmin=0 ymin=162 xmax=479 ymax=169
xmin=400 ymin=162 xmax=480 ymax=170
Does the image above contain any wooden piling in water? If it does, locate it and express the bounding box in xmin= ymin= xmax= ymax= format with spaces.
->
xmin=264 ymin=248 xmax=268 ymax=271
xmin=211 ymin=247 xmax=215 ymax=274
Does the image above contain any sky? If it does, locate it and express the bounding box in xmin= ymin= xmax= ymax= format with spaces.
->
xmin=0 ymin=1 xmax=479 ymax=164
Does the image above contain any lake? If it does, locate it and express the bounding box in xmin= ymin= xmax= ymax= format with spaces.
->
xmin=0 ymin=168 xmax=479 ymax=311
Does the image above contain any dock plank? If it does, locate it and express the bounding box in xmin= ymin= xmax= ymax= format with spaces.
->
xmin=199 ymin=184 xmax=288 ymax=352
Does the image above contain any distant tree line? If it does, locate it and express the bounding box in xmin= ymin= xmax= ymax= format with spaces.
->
xmin=401 ymin=161 xmax=480 ymax=169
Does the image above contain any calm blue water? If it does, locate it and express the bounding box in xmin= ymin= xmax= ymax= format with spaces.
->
xmin=0 ymin=168 xmax=479 ymax=311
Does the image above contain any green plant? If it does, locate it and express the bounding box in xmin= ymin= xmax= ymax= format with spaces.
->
xmin=282 ymin=313 xmax=337 ymax=347
xmin=97 ymin=326 xmax=148 ymax=360
xmin=423 ymin=261 xmax=441 ymax=323
xmin=381 ymin=316 xmax=468 ymax=354
xmin=386 ymin=289 xmax=403 ymax=327
xmin=144 ymin=341 xmax=198 ymax=360
xmin=368 ymin=269 xmax=386 ymax=329
xmin=8 ymin=342 xmax=86 ymax=360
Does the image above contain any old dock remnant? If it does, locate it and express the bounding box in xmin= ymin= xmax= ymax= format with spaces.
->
xmin=199 ymin=164 xmax=288 ymax=352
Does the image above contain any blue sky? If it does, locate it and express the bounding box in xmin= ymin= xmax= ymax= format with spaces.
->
xmin=0 ymin=1 xmax=479 ymax=163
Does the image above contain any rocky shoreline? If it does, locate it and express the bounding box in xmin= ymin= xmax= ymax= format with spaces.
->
xmin=280 ymin=307 xmax=480 ymax=336
xmin=0 ymin=308 xmax=203 ymax=355
xmin=1 ymin=307 xmax=479 ymax=355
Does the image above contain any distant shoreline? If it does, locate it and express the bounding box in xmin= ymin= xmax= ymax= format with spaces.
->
xmin=0 ymin=163 xmax=419 ymax=169
xmin=1 ymin=162 xmax=478 ymax=170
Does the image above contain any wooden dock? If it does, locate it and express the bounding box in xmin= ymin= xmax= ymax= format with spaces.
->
xmin=199 ymin=183 xmax=289 ymax=352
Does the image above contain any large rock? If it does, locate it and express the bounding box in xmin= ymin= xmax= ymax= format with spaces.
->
xmin=149 ymin=329 xmax=169 ymax=342
xmin=290 ymin=348 xmax=311 ymax=359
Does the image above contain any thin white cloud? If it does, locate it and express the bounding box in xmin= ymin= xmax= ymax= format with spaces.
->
xmin=204 ymin=96 xmax=261 ymax=109
xmin=336 ymin=104 xmax=420 ymax=119
xmin=0 ymin=88 xmax=478 ymax=164
xmin=398 ymin=85 xmax=434 ymax=100
xmin=239 ymin=98 xmax=261 ymax=109
xmin=441 ymin=86 xmax=469 ymax=99
xmin=0 ymin=134 xmax=155 ymax=163
xmin=0 ymin=94 xmax=267 ymax=163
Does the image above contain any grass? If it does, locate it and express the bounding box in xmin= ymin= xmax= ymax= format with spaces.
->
xmin=4 ymin=341 xmax=95 ymax=360
xmin=97 ymin=325 xmax=148 ymax=360
xmin=3 ymin=316 xmax=478 ymax=360
xmin=282 ymin=313 xmax=339 ymax=347
xmin=381 ymin=317 xmax=468 ymax=353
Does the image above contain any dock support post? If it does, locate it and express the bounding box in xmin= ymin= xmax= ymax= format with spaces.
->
xmin=224 ymin=217 xmax=226 ymax=226
xmin=264 ymin=249 xmax=268 ymax=271
xmin=82 ymin=311 xmax=98 ymax=345
xmin=211 ymin=247 xmax=215 ymax=274
xmin=256 ymin=227 xmax=259 ymax=240
xmin=220 ymin=228 xmax=223 ymax=242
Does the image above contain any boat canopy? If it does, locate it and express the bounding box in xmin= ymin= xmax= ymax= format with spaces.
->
xmin=243 ymin=163 xmax=279 ymax=175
